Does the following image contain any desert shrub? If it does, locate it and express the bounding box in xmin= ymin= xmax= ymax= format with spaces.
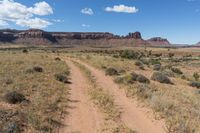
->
xmin=149 ymin=59 xmax=161 ymax=65
xmin=54 ymin=57 xmax=61 ymax=61
xmin=153 ymin=64 xmax=161 ymax=71
xmin=114 ymin=75 xmax=133 ymax=84
xmin=4 ymin=91 xmax=26 ymax=104
xmin=119 ymin=50 xmax=139 ymax=59
xmin=168 ymin=53 xmax=175 ymax=58
xmin=1 ymin=122 xmax=21 ymax=133
xmin=62 ymin=70 xmax=70 ymax=76
xmin=193 ymin=72 xmax=199 ymax=81
xmin=162 ymin=70 xmax=175 ymax=77
xmin=163 ymin=64 xmax=173 ymax=70
xmin=33 ymin=66 xmax=43 ymax=72
xmin=171 ymin=67 xmax=183 ymax=75
xmin=112 ymin=54 xmax=119 ymax=58
xmin=55 ymin=73 xmax=70 ymax=83
xmin=128 ymin=72 xmax=150 ymax=84
xmin=26 ymin=66 xmax=44 ymax=73
xmin=181 ymin=75 xmax=187 ymax=80
xmin=151 ymin=72 xmax=173 ymax=84
xmin=154 ymin=53 xmax=162 ymax=57
xmin=148 ymin=50 xmax=152 ymax=56
xmin=105 ymin=68 xmax=119 ymax=76
xmin=139 ymin=66 xmax=145 ymax=70
xmin=4 ymin=78 xmax=13 ymax=85
xmin=140 ymin=58 xmax=150 ymax=66
xmin=135 ymin=84 xmax=155 ymax=99
xmin=136 ymin=75 xmax=150 ymax=84
xmin=135 ymin=61 xmax=143 ymax=67
xmin=101 ymin=65 xmax=107 ymax=69
xmin=189 ymin=82 xmax=200 ymax=88
xmin=22 ymin=49 xmax=28 ymax=53
xmin=130 ymin=72 xmax=139 ymax=81
xmin=118 ymin=69 xmax=126 ymax=74
xmin=150 ymin=95 xmax=174 ymax=113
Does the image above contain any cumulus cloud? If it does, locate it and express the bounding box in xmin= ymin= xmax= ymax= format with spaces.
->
xmin=16 ymin=18 xmax=52 ymax=28
xmin=105 ymin=5 xmax=139 ymax=13
xmin=0 ymin=0 xmax=53 ymax=28
xmin=81 ymin=8 xmax=94 ymax=15
xmin=28 ymin=1 xmax=53 ymax=16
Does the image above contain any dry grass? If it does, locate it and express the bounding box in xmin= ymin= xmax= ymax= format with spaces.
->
xmin=0 ymin=50 xmax=69 ymax=132
xmin=70 ymin=48 xmax=200 ymax=133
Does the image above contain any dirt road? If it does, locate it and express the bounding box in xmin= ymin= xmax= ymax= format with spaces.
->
xmin=60 ymin=57 xmax=166 ymax=133
xmin=59 ymin=60 xmax=104 ymax=133
xmin=72 ymin=58 xmax=166 ymax=133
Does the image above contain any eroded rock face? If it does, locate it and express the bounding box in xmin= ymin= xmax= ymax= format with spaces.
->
xmin=126 ymin=32 xmax=142 ymax=39
xmin=51 ymin=32 xmax=115 ymax=40
xmin=147 ymin=37 xmax=170 ymax=46
xmin=16 ymin=29 xmax=46 ymax=38
xmin=0 ymin=29 xmax=171 ymax=47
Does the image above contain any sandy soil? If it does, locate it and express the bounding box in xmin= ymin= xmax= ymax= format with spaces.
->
xmin=72 ymin=58 xmax=166 ymax=133
xmin=59 ymin=60 xmax=104 ymax=133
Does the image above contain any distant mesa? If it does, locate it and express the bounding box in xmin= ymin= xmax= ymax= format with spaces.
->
xmin=147 ymin=37 xmax=171 ymax=46
xmin=0 ymin=28 xmax=171 ymax=47
xmin=195 ymin=42 xmax=200 ymax=47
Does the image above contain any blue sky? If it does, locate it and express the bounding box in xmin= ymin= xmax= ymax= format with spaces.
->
xmin=0 ymin=0 xmax=200 ymax=44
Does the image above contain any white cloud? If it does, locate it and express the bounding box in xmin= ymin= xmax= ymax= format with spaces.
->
xmin=0 ymin=0 xmax=53 ymax=28
xmin=16 ymin=18 xmax=52 ymax=29
xmin=81 ymin=24 xmax=90 ymax=28
xmin=28 ymin=1 xmax=53 ymax=16
xmin=105 ymin=5 xmax=139 ymax=13
xmin=81 ymin=8 xmax=94 ymax=15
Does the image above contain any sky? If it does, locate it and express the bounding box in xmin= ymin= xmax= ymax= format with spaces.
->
xmin=0 ymin=0 xmax=200 ymax=44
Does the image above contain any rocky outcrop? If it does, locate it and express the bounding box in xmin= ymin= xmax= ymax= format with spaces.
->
xmin=0 ymin=29 xmax=171 ymax=47
xmin=147 ymin=37 xmax=171 ymax=46
xmin=51 ymin=32 xmax=115 ymax=40
xmin=126 ymin=32 xmax=142 ymax=39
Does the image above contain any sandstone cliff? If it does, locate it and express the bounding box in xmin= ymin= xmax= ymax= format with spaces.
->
xmin=0 ymin=29 xmax=171 ymax=47
xmin=147 ymin=37 xmax=171 ymax=46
